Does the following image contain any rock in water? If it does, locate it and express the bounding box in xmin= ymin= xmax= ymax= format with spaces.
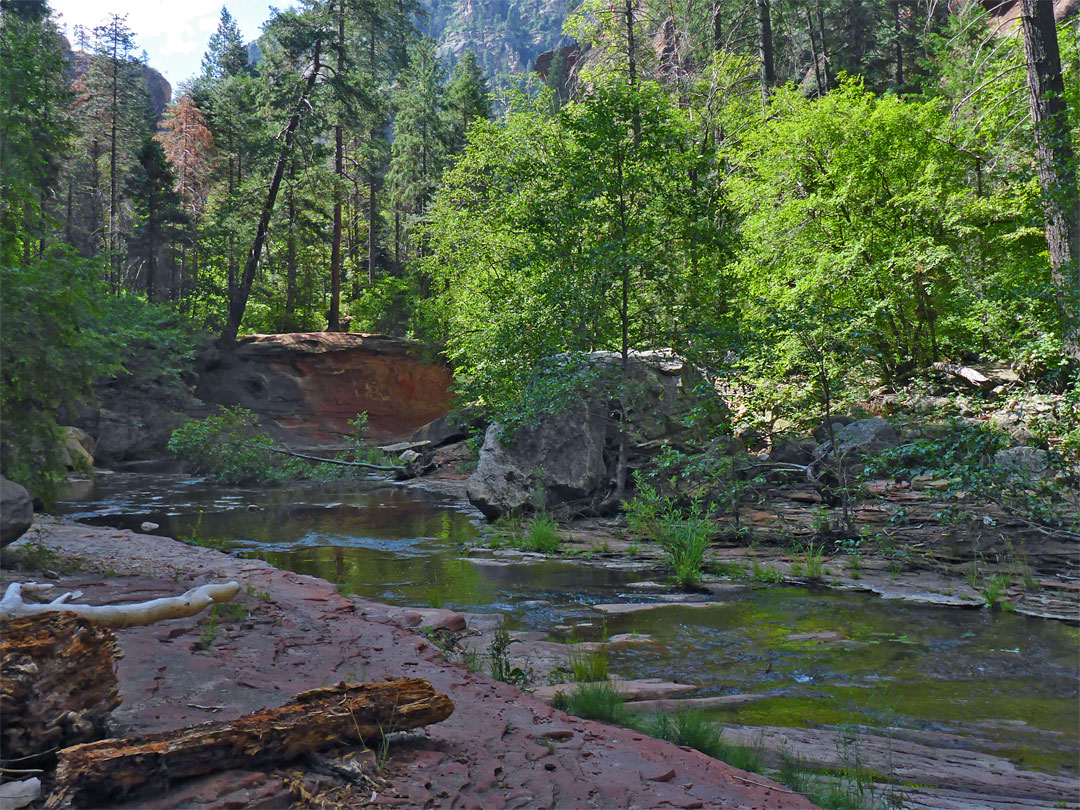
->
xmin=0 ymin=476 xmax=33 ymax=547
xmin=467 ymin=398 xmax=609 ymax=519
xmin=465 ymin=350 xmax=726 ymax=518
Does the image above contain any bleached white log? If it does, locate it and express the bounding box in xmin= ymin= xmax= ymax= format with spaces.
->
xmin=0 ymin=581 xmax=241 ymax=628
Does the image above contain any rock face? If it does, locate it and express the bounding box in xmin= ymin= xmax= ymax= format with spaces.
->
xmin=815 ymin=417 xmax=899 ymax=467
xmin=198 ymin=333 xmax=453 ymax=443
xmin=467 ymin=398 xmax=609 ymax=519
xmin=466 ymin=351 xmax=724 ymax=518
xmin=994 ymin=446 xmax=1053 ymax=482
xmin=59 ymin=427 xmax=95 ymax=470
xmin=0 ymin=476 xmax=33 ymax=547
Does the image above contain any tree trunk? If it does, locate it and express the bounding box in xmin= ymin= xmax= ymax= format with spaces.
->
xmin=712 ymin=1 xmax=723 ymax=51
xmin=817 ymin=5 xmax=831 ymax=91
xmin=222 ymin=39 xmax=323 ymax=343
xmin=108 ymin=27 xmax=120 ymax=291
xmin=1 ymin=612 xmax=121 ymax=767
xmin=1018 ymin=0 xmax=1079 ymax=354
xmin=893 ymin=0 xmax=904 ymax=88
xmin=757 ymin=0 xmax=776 ymax=108
xmin=806 ymin=5 xmax=823 ymax=95
xmin=286 ymin=173 xmax=297 ymax=325
xmin=328 ymin=0 xmax=345 ymax=332
xmin=46 ymin=678 xmax=454 ymax=809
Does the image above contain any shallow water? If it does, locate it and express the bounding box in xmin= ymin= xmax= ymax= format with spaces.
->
xmin=58 ymin=473 xmax=1079 ymax=776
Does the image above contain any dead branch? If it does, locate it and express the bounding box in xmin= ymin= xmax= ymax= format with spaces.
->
xmin=0 ymin=582 xmax=240 ymax=628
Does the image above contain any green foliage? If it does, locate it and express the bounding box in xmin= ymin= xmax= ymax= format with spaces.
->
xmin=637 ymin=711 xmax=763 ymax=773
xmin=728 ymin=79 xmax=1056 ymax=385
xmin=655 ymin=500 xmax=714 ymax=588
xmin=168 ymin=407 xmax=296 ymax=485
xmin=552 ymin=681 xmax=629 ymax=725
xmin=488 ymin=626 xmax=531 ymax=687
xmin=624 ymin=472 xmax=667 ymax=540
xmin=424 ymin=78 xmax=730 ymax=422
xmin=567 ymin=643 xmax=609 ymax=683
xmin=523 ymin=514 xmax=561 ymax=554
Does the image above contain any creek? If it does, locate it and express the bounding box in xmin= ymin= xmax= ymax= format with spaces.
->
xmin=58 ymin=473 xmax=1079 ymax=780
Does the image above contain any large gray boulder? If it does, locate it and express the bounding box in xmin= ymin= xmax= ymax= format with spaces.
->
xmin=993 ymin=446 xmax=1053 ymax=483
xmin=466 ymin=398 xmax=609 ymax=519
xmin=814 ymin=417 xmax=899 ymax=469
xmin=465 ymin=351 xmax=725 ymax=518
xmin=1 ymin=476 xmax=33 ymax=547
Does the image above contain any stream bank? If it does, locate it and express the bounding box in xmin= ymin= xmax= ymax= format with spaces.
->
xmin=32 ymin=472 xmax=1080 ymax=809
xmin=3 ymin=516 xmax=811 ymax=810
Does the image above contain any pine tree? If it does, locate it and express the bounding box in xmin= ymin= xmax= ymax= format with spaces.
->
xmin=199 ymin=7 xmax=248 ymax=86
xmin=444 ymin=50 xmax=490 ymax=154
xmin=127 ymin=138 xmax=187 ymax=300
xmin=388 ymin=39 xmax=447 ymax=262
xmin=0 ymin=0 xmax=72 ymax=263
xmin=156 ymin=95 xmax=215 ymax=218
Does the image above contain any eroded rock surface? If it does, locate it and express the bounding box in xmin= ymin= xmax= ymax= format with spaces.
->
xmin=198 ymin=333 xmax=453 ymax=443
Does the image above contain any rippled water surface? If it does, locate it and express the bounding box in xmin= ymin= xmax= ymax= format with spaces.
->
xmin=58 ymin=473 xmax=1079 ymax=775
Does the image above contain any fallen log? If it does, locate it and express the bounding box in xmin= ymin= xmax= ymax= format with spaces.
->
xmin=46 ymin=678 xmax=454 ymax=808
xmin=931 ymin=362 xmax=994 ymax=390
xmin=0 ymin=581 xmax=240 ymax=628
xmin=1 ymin=613 xmax=121 ymax=766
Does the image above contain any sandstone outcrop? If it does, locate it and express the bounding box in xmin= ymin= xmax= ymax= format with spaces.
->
xmin=197 ymin=333 xmax=453 ymax=443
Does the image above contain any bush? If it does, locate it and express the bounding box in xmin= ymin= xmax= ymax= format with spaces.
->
xmin=624 ymin=473 xmax=668 ymax=539
xmin=168 ymin=407 xmax=298 ymax=485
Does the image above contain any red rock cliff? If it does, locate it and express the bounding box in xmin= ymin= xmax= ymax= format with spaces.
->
xmin=198 ymin=333 xmax=453 ymax=444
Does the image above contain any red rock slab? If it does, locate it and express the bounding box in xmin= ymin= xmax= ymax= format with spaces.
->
xmin=13 ymin=517 xmax=815 ymax=809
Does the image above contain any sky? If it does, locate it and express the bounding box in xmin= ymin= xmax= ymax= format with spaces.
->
xmin=49 ymin=0 xmax=299 ymax=92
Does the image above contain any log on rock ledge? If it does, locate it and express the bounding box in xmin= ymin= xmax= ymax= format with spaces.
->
xmin=47 ymin=678 xmax=455 ymax=808
xmin=1 ymin=612 xmax=121 ymax=766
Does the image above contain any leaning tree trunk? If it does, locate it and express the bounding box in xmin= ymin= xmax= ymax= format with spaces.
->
xmin=1018 ymin=0 xmax=1079 ymax=355
xmin=222 ymin=38 xmax=323 ymax=344
xmin=1 ymin=613 xmax=121 ymax=767
xmin=46 ymin=678 xmax=454 ymax=809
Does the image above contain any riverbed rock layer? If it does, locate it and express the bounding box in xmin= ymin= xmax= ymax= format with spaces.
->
xmin=6 ymin=518 xmax=811 ymax=810
xmin=198 ymin=333 xmax=454 ymax=443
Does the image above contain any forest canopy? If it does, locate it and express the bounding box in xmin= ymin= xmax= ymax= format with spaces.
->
xmin=0 ymin=0 xmax=1076 ymax=494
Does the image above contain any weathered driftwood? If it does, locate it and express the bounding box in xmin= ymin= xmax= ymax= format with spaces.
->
xmin=0 ymin=581 xmax=240 ymax=628
xmin=46 ymin=678 xmax=454 ymax=808
xmin=1 ymin=613 xmax=122 ymax=766
xmin=931 ymin=362 xmax=993 ymax=390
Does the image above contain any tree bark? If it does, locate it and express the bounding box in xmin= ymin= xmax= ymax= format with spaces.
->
xmin=222 ymin=39 xmax=322 ymax=343
xmin=328 ymin=0 xmax=345 ymax=332
xmin=1018 ymin=0 xmax=1079 ymax=355
xmin=1 ymin=612 xmax=121 ymax=767
xmin=806 ymin=5 xmax=822 ymax=95
xmin=757 ymin=0 xmax=776 ymax=108
xmin=46 ymin=678 xmax=454 ymax=809
xmin=816 ymin=5 xmax=831 ymax=91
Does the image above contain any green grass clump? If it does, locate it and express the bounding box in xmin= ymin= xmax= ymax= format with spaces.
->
xmin=567 ymin=644 xmax=609 ymax=683
xmin=553 ymin=682 xmax=629 ymax=725
xmin=523 ymin=514 xmax=561 ymax=554
xmin=636 ymin=711 xmax=763 ymax=773
xmin=657 ymin=502 xmax=713 ymax=588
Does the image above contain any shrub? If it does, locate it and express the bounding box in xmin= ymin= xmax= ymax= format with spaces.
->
xmin=567 ymin=644 xmax=609 ymax=683
xmin=168 ymin=407 xmax=298 ymax=485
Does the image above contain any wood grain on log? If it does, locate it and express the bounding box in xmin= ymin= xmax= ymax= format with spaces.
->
xmin=47 ymin=678 xmax=454 ymax=808
xmin=0 ymin=613 xmax=121 ymax=767
xmin=931 ymin=362 xmax=993 ymax=390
